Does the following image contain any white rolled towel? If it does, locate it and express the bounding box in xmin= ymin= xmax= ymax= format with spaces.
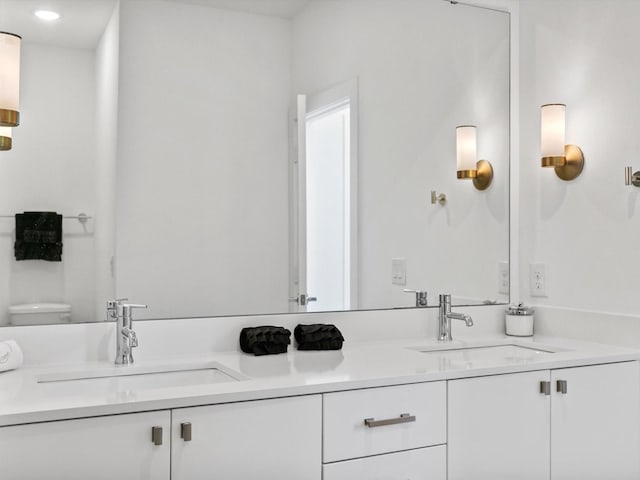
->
xmin=0 ymin=340 xmax=24 ymax=373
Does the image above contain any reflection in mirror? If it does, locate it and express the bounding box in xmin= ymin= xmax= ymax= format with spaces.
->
xmin=0 ymin=0 xmax=118 ymax=325
xmin=0 ymin=0 xmax=509 ymax=326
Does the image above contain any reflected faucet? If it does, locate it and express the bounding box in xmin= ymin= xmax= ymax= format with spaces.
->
xmin=107 ymin=299 xmax=147 ymax=365
xmin=438 ymin=294 xmax=473 ymax=342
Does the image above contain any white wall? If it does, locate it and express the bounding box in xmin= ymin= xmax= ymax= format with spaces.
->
xmin=518 ymin=0 xmax=640 ymax=317
xmin=115 ymin=0 xmax=292 ymax=319
xmin=292 ymin=0 xmax=510 ymax=309
xmin=0 ymin=43 xmax=97 ymax=325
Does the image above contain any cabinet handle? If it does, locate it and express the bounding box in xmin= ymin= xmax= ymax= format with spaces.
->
xmin=540 ymin=381 xmax=551 ymax=396
xmin=557 ymin=380 xmax=568 ymax=394
xmin=364 ymin=413 xmax=416 ymax=428
xmin=151 ymin=426 xmax=163 ymax=446
xmin=181 ymin=422 xmax=192 ymax=442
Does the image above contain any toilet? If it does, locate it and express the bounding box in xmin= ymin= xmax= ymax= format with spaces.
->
xmin=8 ymin=303 xmax=72 ymax=325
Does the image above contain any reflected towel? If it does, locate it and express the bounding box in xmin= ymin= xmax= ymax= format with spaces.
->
xmin=0 ymin=340 xmax=24 ymax=373
xmin=14 ymin=212 xmax=63 ymax=261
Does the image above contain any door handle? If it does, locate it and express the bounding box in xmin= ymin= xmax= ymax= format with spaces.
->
xmin=151 ymin=426 xmax=163 ymax=446
xmin=540 ymin=381 xmax=551 ymax=396
xmin=181 ymin=422 xmax=192 ymax=442
xmin=288 ymin=294 xmax=317 ymax=306
xmin=557 ymin=380 xmax=568 ymax=394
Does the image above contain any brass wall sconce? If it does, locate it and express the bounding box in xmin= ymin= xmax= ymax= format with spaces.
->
xmin=625 ymin=167 xmax=640 ymax=187
xmin=0 ymin=32 xmax=21 ymax=128
xmin=0 ymin=127 xmax=11 ymax=151
xmin=456 ymin=125 xmax=493 ymax=191
xmin=431 ymin=191 xmax=447 ymax=205
xmin=540 ymin=104 xmax=584 ymax=181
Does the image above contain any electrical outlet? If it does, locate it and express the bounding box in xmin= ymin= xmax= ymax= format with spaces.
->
xmin=392 ymin=258 xmax=407 ymax=286
xmin=529 ymin=263 xmax=548 ymax=297
xmin=498 ymin=261 xmax=509 ymax=295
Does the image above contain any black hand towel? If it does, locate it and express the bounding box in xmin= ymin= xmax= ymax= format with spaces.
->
xmin=294 ymin=324 xmax=344 ymax=351
xmin=239 ymin=326 xmax=291 ymax=356
xmin=14 ymin=212 xmax=63 ymax=262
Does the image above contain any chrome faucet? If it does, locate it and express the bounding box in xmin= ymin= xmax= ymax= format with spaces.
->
xmin=107 ymin=299 xmax=147 ymax=365
xmin=438 ymin=294 xmax=473 ymax=342
xmin=404 ymin=289 xmax=428 ymax=307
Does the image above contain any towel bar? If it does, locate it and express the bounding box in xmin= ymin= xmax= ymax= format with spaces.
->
xmin=0 ymin=212 xmax=92 ymax=224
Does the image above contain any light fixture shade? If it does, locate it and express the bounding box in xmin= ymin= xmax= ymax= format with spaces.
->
xmin=0 ymin=126 xmax=11 ymax=151
xmin=541 ymin=104 xmax=566 ymax=159
xmin=0 ymin=32 xmax=21 ymax=127
xmin=456 ymin=125 xmax=477 ymax=173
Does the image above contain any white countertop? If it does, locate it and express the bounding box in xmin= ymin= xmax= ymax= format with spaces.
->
xmin=1 ymin=335 xmax=638 ymax=427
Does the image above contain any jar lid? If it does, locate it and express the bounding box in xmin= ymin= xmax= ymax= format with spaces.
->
xmin=507 ymin=303 xmax=534 ymax=315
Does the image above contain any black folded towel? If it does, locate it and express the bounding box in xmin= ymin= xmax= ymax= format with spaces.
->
xmin=14 ymin=212 xmax=63 ymax=262
xmin=294 ymin=324 xmax=344 ymax=351
xmin=240 ymin=326 xmax=291 ymax=356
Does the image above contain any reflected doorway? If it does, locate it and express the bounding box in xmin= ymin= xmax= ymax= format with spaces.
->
xmin=289 ymin=80 xmax=358 ymax=313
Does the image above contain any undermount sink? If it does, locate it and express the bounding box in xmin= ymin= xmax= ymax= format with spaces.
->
xmin=36 ymin=361 xmax=244 ymax=393
xmin=411 ymin=343 xmax=563 ymax=368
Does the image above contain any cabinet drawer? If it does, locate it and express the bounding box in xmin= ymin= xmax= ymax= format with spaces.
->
xmin=323 ymin=382 xmax=446 ymax=462
xmin=323 ymin=445 xmax=446 ymax=480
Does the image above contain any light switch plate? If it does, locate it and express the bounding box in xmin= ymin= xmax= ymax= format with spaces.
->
xmin=392 ymin=258 xmax=407 ymax=286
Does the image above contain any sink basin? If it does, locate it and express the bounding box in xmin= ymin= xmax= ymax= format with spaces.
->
xmin=412 ymin=343 xmax=561 ymax=369
xmin=36 ymin=361 xmax=243 ymax=394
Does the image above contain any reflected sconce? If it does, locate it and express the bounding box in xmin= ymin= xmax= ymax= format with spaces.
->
xmin=540 ymin=104 xmax=584 ymax=181
xmin=456 ymin=125 xmax=493 ymax=190
xmin=0 ymin=31 xmax=21 ymax=128
xmin=0 ymin=127 xmax=11 ymax=151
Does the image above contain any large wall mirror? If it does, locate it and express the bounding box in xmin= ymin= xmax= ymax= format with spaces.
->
xmin=0 ymin=0 xmax=510 ymax=325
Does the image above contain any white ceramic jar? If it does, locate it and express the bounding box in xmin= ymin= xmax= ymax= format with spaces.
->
xmin=505 ymin=304 xmax=535 ymax=337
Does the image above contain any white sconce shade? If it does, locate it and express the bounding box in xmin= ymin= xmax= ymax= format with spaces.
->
xmin=539 ymin=103 xmax=584 ymax=181
xmin=0 ymin=126 xmax=11 ymax=151
xmin=456 ymin=125 xmax=477 ymax=173
xmin=455 ymin=125 xmax=493 ymax=190
xmin=541 ymin=104 xmax=566 ymax=160
xmin=0 ymin=32 xmax=21 ymax=127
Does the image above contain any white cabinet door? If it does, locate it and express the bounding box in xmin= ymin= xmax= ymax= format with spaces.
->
xmin=551 ymin=361 xmax=640 ymax=480
xmin=323 ymin=445 xmax=446 ymax=480
xmin=171 ymin=395 xmax=322 ymax=480
xmin=448 ymin=370 xmax=551 ymax=480
xmin=0 ymin=410 xmax=170 ymax=480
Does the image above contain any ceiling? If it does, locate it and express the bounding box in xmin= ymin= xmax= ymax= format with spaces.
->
xmin=171 ymin=0 xmax=310 ymax=18
xmin=0 ymin=0 xmax=311 ymax=50
xmin=0 ymin=0 xmax=117 ymax=49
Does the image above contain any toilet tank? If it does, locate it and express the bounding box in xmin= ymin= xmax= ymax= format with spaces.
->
xmin=8 ymin=303 xmax=72 ymax=325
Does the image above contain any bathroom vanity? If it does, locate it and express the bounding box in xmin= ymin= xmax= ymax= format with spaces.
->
xmin=1 ymin=336 xmax=638 ymax=480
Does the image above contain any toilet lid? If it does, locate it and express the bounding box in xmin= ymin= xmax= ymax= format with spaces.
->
xmin=8 ymin=303 xmax=71 ymax=314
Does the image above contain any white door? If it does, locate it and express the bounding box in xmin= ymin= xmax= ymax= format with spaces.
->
xmin=551 ymin=361 xmax=640 ymax=480
xmin=0 ymin=411 xmax=171 ymax=480
xmin=289 ymin=80 xmax=358 ymax=312
xmin=289 ymin=94 xmax=311 ymax=312
xmin=448 ymin=370 xmax=551 ymax=480
xmin=171 ymin=395 xmax=322 ymax=480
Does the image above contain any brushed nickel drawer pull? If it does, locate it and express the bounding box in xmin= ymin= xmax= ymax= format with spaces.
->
xmin=151 ymin=426 xmax=163 ymax=446
xmin=181 ymin=422 xmax=192 ymax=442
xmin=364 ymin=413 xmax=416 ymax=428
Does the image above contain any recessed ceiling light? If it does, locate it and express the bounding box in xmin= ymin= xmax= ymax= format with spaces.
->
xmin=34 ymin=10 xmax=61 ymax=21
